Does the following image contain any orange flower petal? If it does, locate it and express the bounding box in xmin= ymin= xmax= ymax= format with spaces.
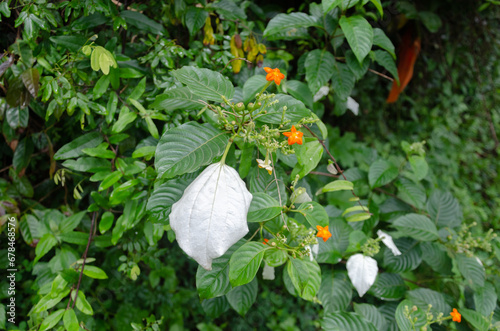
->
xmin=450 ymin=308 xmax=461 ymax=323
xmin=263 ymin=67 xmax=272 ymax=73
xmin=282 ymin=125 xmax=303 ymax=145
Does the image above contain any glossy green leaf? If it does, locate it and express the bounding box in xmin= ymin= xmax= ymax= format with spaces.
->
xmin=395 ymin=299 xmax=426 ymax=331
xmin=420 ymin=241 xmax=452 ymax=274
xmin=151 ymin=87 xmax=205 ymax=111
xmin=121 ymin=10 xmax=165 ymax=35
xmin=395 ymin=178 xmax=426 ymax=209
xmin=20 ymin=68 xmax=40 ymax=98
xmin=419 ymin=11 xmax=442 ymax=33
xmin=383 ymin=238 xmax=422 ymax=272
xmin=346 ymin=50 xmax=370 ymax=80
xmin=286 ymin=258 xmax=309 ymax=296
xmin=339 ymin=15 xmax=373 ymax=64
xmin=93 ymin=74 xmax=110 ymax=99
xmin=407 ymin=288 xmax=450 ymax=315
xmin=330 ymin=62 xmax=355 ymax=99
xmin=256 ymin=94 xmax=311 ymax=125
xmin=74 ymin=291 xmax=93 ymax=315
xmin=393 ymin=214 xmax=438 ymax=241
xmin=82 ymin=265 xmax=108 ymax=279
xmin=322 ymin=311 xmax=377 ymax=331
xmin=305 ymin=49 xmax=336 ymax=94
xmin=229 ymin=242 xmax=268 ymax=287
xmin=39 ymin=308 xmax=65 ymax=331
xmin=263 ymin=13 xmax=320 ymax=37
xmin=300 ymin=260 xmax=321 ymax=301
xmin=62 ymin=157 xmax=110 ymax=173
xmin=196 ymin=239 xmax=245 ymax=300
xmin=171 ymin=66 xmax=234 ymax=103
xmin=264 ymin=248 xmax=289 ymax=267
xmin=373 ymin=28 xmax=396 ymax=58
xmin=247 ymin=192 xmax=281 ymax=223
xmin=426 ymin=190 xmax=462 ymax=228
xmin=54 ymin=132 xmax=103 ymax=160
xmin=284 ymin=80 xmax=313 ymax=109
xmin=35 ymin=233 xmax=57 ymax=262
xmin=368 ymin=159 xmax=399 ymax=188
xmin=369 ymin=273 xmax=406 ymax=301
xmin=226 ymin=278 xmax=257 ymax=316
xmin=242 ymin=75 xmax=268 ymax=105
xmin=322 ymin=180 xmax=354 ymax=193
xmin=474 ymin=282 xmax=497 ymax=316
xmin=299 ymin=201 xmax=329 ymax=228
xmin=184 ymin=7 xmax=208 ymax=36
xmin=318 ymin=270 xmax=352 ymax=312
xmin=154 ymin=122 xmax=228 ymax=179
xmin=456 ymin=254 xmax=485 ymax=289
xmin=99 ymin=211 xmax=114 ymax=234
xmin=146 ymin=176 xmax=195 ymax=223
xmin=408 ymin=155 xmax=428 ymax=181
xmin=354 ymin=303 xmax=388 ymax=331
xmin=63 ymin=309 xmax=79 ymax=331
xmin=59 ymin=211 xmax=86 ymax=234
xmin=373 ymin=50 xmax=399 ymax=84
xmin=458 ymin=308 xmax=489 ymax=331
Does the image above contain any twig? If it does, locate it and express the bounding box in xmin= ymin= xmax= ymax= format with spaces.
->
xmin=303 ymin=126 xmax=370 ymax=215
xmin=309 ymin=171 xmax=340 ymax=178
xmin=368 ymin=68 xmax=394 ymax=82
xmin=71 ymin=212 xmax=97 ymax=309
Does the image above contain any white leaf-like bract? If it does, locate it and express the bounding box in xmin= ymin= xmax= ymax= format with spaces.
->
xmin=377 ymin=230 xmax=402 ymax=256
xmin=262 ymin=263 xmax=275 ymax=280
xmin=170 ymin=162 xmax=252 ymax=270
xmin=347 ymin=96 xmax=359 ymax=115
xmin=346 ymin=254 xmax=378 ymax=297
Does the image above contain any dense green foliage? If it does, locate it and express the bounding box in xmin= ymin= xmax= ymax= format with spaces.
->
xmin=0 ymin=0 xmax=499 ymax=330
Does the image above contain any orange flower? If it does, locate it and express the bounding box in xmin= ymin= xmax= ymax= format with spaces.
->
xmin=316 ymin=225 xmax=332 ymax=242
xmin=263 ymin=238 xmax=269 ymax=245
xmin=264 ymin=67 xmax=285 ymax=85
xmin=283 ymin=125 xmax=303 ymax=145
xmin=450 ymin=308 xmax=461 ymax=323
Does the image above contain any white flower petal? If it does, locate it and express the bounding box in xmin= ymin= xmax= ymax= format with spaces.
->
xmin=170 ymin=162 xmax=252 ymax=270
xmin=377 ymin=230 xmax=402 ymax=256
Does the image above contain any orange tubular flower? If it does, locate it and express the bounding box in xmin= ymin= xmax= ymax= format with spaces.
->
xmin=283 ymin=125 xmax=303 ymax=145
xmin=316 ymin=225 xmax=332 ymax=242
xmin=264 ymin=67 xmax=285 ymax=85
xmin=263 ymin=238 xmax=269 ymax=245
xmin=450 ymin=308 xmax=461 ymax=323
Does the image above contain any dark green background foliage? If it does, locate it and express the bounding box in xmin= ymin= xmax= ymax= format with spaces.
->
xmin=0 ymin=0 xmax=499 ymax=330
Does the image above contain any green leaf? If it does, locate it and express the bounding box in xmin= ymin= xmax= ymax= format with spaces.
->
xmin=407 ymin=288 xmax=451 ymax=315
xmin=74 ymin=291 xmax=93 ymax=315
xmin=286 ymin=258 xmax=309 ymax=296
xmin=229 ymin=242 xmax=268 ymax=287
xmin=300 ymin=260 xmax=321 ymax=301
xmin=242 ymin=75 xmax=268 ymax=105
xmin=39 ymin=308 xmax=65 ymax=331
xmin=299 ymin=201 xmax=329 ymax=228
xmin=93 ymin=74 xmax=110 ymax=100
xmin=248 ymin=165 xmax=288 ymax=203
xmin=59 ymin=232 xmax=89 ymax=245
xmin=13 ymin=137 xmax=33 ymax=172
xmin=393 ymin=214 xmax=438 ymax=241
xmin=54 ymin=132 xmax=103 ymax=160
xmin=6 ymin=106 xmax=29 ymax=128
xmin=151 ymin=87 xmax=205 ymax=111
xmin=201 ymin=296 xmax=230 ymax=318
xmin=256 ymin=94 xmax=311 ymax=125
xmin=238 ymin=143 xmax=254 ymax=179
xmin=50 ymin=35 xmax=86 ymax=52
xmin=82 ymin=144 xmax=116 ymax=159
xmin=292 ymin=139 xmax=323 ymax=179
xmin=210 ymin=0 xmax=246 ymax=20
xmin=474 ymin=282 xmax=497 ymax=316
xmin=456 ymin=254 xmax=485 ymax=289
xmin=284 ymin=80 xmax=313 ymax=109
xmin=317 ymin=219 xmax=352 ymax=264
xmin=128 ymin=77 xmax=146 ymax=100
xmin=408 ymin=155 xmax=428 ymax=181
xmin=353 ymin=303 xmax=388 ymax=331
xmin=426 ymin=190 xmax=462 ymax=228
xmin=155 ymin=122 xmax=228 ymax=179
xmin=264 ymin=248 xmax=289 ymax=267
xmin=318 ymin=270 xmax=352 ymax=312
xmin=35 ymin=233 xmax=57 ymax=262
xmin=99 ymin=211 xmax=114 ymax=234
xmin=62 ymin=157 xmax=110 ymax=173
xmin=112 ymin=108 xmax=137 ymax=132
xmin=395 ymin=178 xmax=426 ymax=209
xmin=460 ymin=308 xmax=489 ymax=331
xmin=120 ymin=10 xmax=165 ymax=35
xmin=305 ymin=49 xmax=336 ymax=94
xmin=83 ymin=265 xmax=108 ymax=279
xmin=20 ymin=68 xmax=40 ymax=98
xmin=369 ymin=0 xmax=384 ymax=17
xmin=395 ymin=299 xmax=426 ymax=331
xmin=0 ymin=2 xmax=11 ymax=17
xmin=346 ymin=50 xmax=370 ymax=80
xmin=59 ymin=211 xmax=86 ymax=234
xmin=171 ymin=66 xmax=234 ymax=103
xmin=247 ymin=192 xmax=281 ymax=223
xmin=263 ymin=13 xmax=320 ymax=38
xmin=322 ymin=311 xmax=377 ymax=331
xmin=226 ymin=278 xmax=257 ymax=316
xmin=368 ymin=159 xmax=399 ymax=188
xmin=373 ymin=50 xmax=399 ymax=84
xmin=420 ymin=242 xmax=452 ymax=274
xmin=383 ymin=238 xmax=422 ymax=273
xmin=330 ymin=62 xmax=355 ymax=99
xmin=146 ymin=177 xmax=194 ymax=223
xmin=339 ymin=15 xmax=373 ymax=64
xmin=184 ymin=7 xmax=208 ymax=36
xmin=91 ymin=46 xmax=101 ymax=71
xmin=63 ymin=309 xmax=79 ymax=331
xmin=419 ymin=11 xmax=442 ymax=33
xmin=196 ymin=239 xmax=245 ymax=300
xmin=369 ymin=273 xmax=406 ymax=301
xmin=373 ymin=28 xmax=396 ymax=58
xmin=322 ymin=180 xmax=353 ymax=193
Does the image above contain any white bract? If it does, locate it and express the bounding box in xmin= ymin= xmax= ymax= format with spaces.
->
xmin=170 ymin=162 xmax=253 ymax=270
xmin=377 ymin=230 xmax=402 ymax=256
xmin=346 ymin=254 xmax=378 ymax=297
xmin=262 ymin=263 xmax=275 ymax=280
xmin=347 ymin=97 xmax=359 ymax=115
